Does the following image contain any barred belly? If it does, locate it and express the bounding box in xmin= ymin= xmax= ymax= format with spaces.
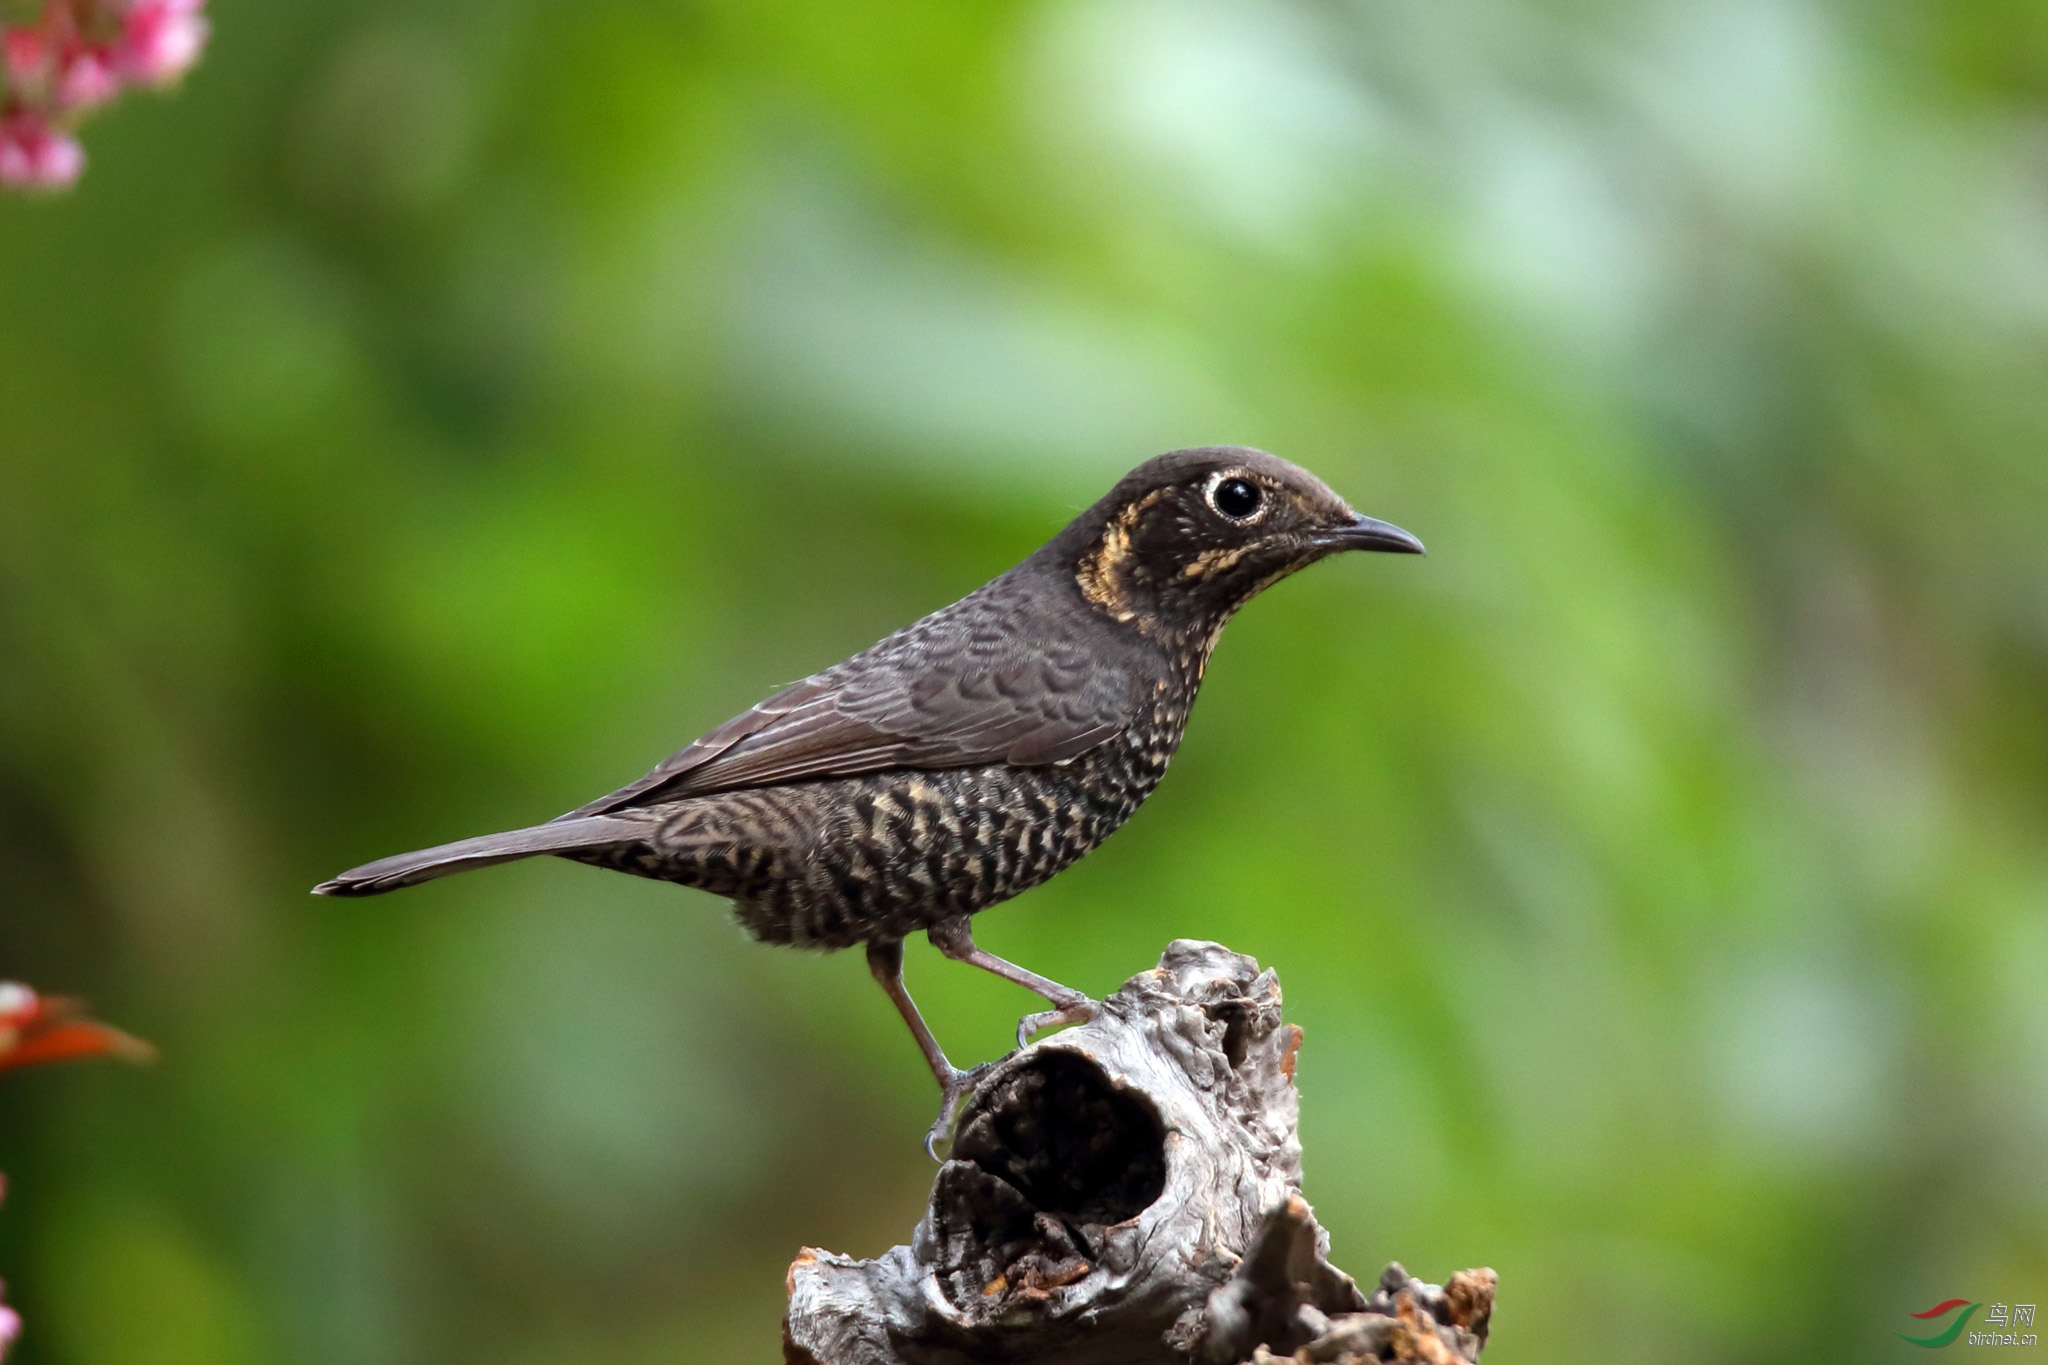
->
xmin=563 ymin=729 xmax=1171 ymax=949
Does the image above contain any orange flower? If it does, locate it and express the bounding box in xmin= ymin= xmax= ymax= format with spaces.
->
xmin=0 ymin=983 xmax=154 ymax=1072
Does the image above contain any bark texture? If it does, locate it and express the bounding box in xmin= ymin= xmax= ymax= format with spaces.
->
xmin=783 ymin=940 xmax=1494 ymax=1365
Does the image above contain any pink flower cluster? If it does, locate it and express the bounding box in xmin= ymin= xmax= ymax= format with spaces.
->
xmin=1 ymin=0 xmax=207 ymax=191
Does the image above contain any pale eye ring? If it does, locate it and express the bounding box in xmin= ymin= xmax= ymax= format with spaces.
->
xmin=1209 ymin=476 xmax=1263 ymax=521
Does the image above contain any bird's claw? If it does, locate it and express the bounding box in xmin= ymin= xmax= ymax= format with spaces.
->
xmin=1016 ymin=998 xmax=1097 ymax=1050
xmin=921 ymin=1000 xmax=1097 ymax=1160
xmin=925 ymin=1060 xmax=997 ymax=1162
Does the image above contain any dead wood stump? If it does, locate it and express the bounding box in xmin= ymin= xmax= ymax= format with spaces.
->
xmin=783 ymin=940 xmax=1495 ymax=1365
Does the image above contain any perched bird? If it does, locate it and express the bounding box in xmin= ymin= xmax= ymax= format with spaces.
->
xmin=316 ymin=446 xmax=1421 ymax=1148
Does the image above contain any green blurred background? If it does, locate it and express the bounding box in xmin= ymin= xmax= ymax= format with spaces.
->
xmin=4 ymin=0 xmax=2047 ymax=1360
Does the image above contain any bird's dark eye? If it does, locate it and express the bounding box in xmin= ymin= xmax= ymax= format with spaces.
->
xmin=1210 ymin=477 xmax=1262 ymax=520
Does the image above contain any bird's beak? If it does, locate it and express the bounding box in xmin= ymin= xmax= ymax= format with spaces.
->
xmin=1320 ymin=513 xmax=1425 ymax=555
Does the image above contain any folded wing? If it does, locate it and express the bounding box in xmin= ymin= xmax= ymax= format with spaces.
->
xmin=561 ymin=593 xmax=1138 ymax=819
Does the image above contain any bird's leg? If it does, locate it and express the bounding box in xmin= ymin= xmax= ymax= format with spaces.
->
xmin=866 ymin=938 xmax=952 ymax=1085
xmin=927 ymin=914 xmax=1098 ymax=1049
xmin=865 ymin=938 xmax=990 ymax=1160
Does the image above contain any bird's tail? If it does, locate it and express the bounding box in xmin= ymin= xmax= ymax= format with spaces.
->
xmin=312 ymin=814 xmax=648 ymax=897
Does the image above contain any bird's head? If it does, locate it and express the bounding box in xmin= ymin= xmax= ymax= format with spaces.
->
xmin=1049 ymin=446 xmax=1423 ymax=638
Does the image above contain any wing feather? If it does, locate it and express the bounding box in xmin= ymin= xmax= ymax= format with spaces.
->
xmin=561 ymin=584 xmax=1139 ymax=819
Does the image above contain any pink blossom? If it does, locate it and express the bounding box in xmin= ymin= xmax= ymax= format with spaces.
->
xmin=0 ymin=0 xmax=210 ymax=191
xmin=118 ymin=0 xmax=209 ymax=86
xmin=3 ymin=27 xmax=51 ymax=91
xmin=56 ymin=48 xmax=120 ymax=110
xmin=0 ymin=112 xmax=84 ymax=190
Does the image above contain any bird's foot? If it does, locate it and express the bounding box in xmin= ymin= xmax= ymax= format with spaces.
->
xmin=925 ymin=1060 xmax=997 ymax=1162
xmin=1016 ymin=997 xmax=1097 ymax=1050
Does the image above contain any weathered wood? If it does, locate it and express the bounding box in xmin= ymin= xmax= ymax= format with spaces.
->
xmin=783 ymin=941 xmax=1494 ymax=1365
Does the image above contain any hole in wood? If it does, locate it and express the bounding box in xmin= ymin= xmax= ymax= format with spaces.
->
xmin=1201 ymin=999 xmax=1252 ymax=1068
xmin=953 ymin=1051 xmax=1167 ymax=1227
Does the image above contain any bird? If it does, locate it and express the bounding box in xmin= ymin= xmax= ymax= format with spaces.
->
xmin=315 ymin=446 xmax=1422 ymax=1150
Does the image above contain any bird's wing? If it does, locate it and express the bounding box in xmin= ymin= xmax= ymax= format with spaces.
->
xmin=560 ymin=597 xmax=1139 ymax=818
